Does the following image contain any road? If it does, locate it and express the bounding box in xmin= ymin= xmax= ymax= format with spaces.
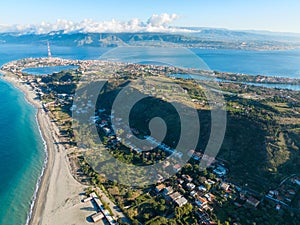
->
xmin=95 ymin=187 xmax=132 ymax=224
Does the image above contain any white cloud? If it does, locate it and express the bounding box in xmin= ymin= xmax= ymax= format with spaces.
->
xmin=0 ymin=14 xmax=196 ymax=34
xmin=147 ymin=13 xmax=179 ymax=27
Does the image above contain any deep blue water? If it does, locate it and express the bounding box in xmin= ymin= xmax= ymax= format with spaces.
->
xmin=191 ymin=48 xmax=300 ymax=78
xmin=170 ymin=74 xmax=300 ymax=91
xmin=0 ymin=44 xmax=300 ymax=225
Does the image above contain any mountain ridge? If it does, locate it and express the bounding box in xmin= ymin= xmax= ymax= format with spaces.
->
xmin=1 ymin=29 xmax=299 ymax=50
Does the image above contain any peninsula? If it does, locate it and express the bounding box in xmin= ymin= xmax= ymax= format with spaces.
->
xmin=1 ymin=57 xmax=300 ymax=225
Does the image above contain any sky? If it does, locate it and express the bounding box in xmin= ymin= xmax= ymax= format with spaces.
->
xmin=1 ymin=0 xmax=300 ymax=33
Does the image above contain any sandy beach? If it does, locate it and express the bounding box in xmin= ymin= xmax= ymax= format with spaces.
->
xmin=1 ymin=73 xmax=93 ymax=225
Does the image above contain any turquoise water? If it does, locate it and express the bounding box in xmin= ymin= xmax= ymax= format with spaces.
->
xmin=0 ymin=44 xmax=300 ymax=225
xmin=0 ymin=81 xmax=45 ymax=225
xmin=0 ymin=44 xmax=109 ymax=225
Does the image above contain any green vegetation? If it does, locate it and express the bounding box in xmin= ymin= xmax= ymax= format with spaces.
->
xmin=14 ymin=61 xmax=300 ymax=225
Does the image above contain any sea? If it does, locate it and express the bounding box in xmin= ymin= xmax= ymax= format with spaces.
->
xmin=0 ymin=44 xmax=300 ymax=225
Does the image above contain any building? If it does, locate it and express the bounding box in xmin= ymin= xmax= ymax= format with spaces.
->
xmin=198 ymin=185 xmax=207 ymax=192
xmin=204 ymin=193 xmax=214 ymax=202
xmin=276 ymin=204 xmax=281 ymax=211
xmin=173 ymin=164 xmax=181 ymax=173
xmin=82 ymin=196 xmax=93 ymax=203
xmin=195 ymin=197 xmax=208 ymax=208
xmin=186 ymin=182 xmax=196 ymax=190
xmin=196 ymin=208 xmax=211 ymax=224
xmin=220 ymin=182 xmax=230 ymax=191
xmin=246 ymin=196 xmax=260 ymax=207
xmin=90 ymin=192 xmax=118 ymax=225
xmin=155 ymin=184 xmax=166 ymax=193
xmin=91 ymin=212 xmax=104 ymax=223
xmin=169 ymin=192 xmax=182 ymax=201
xmin=163 ymin=187 xmax=174 ymax=196
xmin=190 ymin=190 xmax=197 ymax=197
xmin=182 ymin=174 xmax=193 ymax=182
xmin=175 ymin=196 xmax=188 ymax=207
xmin=103 ymin=127 xmax=111 ymax=135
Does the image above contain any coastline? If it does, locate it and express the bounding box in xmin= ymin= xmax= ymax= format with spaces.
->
xmin=0 ymin=72 xmax=91 ymax=225
xmin=0 ymin=73 xmax=55 ymax=225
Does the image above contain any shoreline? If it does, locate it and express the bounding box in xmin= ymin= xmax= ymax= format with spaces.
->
xmin=0 ymin=73 xmax=56 ymax=225
xmin=25 ymin=112 xmax=48 ymax=225
xmin=1 ymin=72 xmax=90 ymax=225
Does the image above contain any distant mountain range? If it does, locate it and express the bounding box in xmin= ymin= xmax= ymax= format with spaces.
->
xmin=1 ymin=28 xmax=300 ymax=50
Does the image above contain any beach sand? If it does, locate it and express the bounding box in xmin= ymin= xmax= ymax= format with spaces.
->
xmin=1 ymin=73 xmax=93 ymax=225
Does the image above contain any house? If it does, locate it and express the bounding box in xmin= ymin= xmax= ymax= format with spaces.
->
xmin=202 ymin=204 xmax=214 ymax=212
xmin=103 ymin=127 xmax=111 ymax=135
xmin=198 ymin=185 xmax=207 ymax=192
xmin=169 ymin=192 xmax=182 ymax=201
xmin=220 ymin=182 xmax=230 ymax=191
xmin=276 ymin=204 xmax=281 ymax=211
xmin=246 ymin=196 xmax=260 ymax=207
xmin=182 ymin=174 xmax=193 ymax=182
xmin=267 ymin=190 xmax=278 ymax=198
xmin=195 ymin=197 xmax=208 ymax=207
xmin=292 ymin=177 xmax=300 ymax=186
xmin=288 ymin=189 xmax=296 ymax=195
xmin=205 ymin=179 xmax=216 ymax=186
xmin=173 ymin=164 xmax=182 ymax=173
xmin=187 ymin=182 xmax=196 ymax=190
xmin=155 ymin=184 xmax=166 ymax=193
xmin=190 ymin=190 xmax=197 ymax=197
xmin=188 ymin=149 xmax=195 ymax=157
xmin=163 ymin=187 xmax=174 ymax=196
xmin=175 ymin=196 xmax=188 ymax=207
xmin=204 ymin=193 xmax=213 ymax=202
xmin=156 ymin=174 xmax=164 ymax=183
xmin=163 ymin=160 xmax=170 ymax=168
xmin=192 ymin=152 xmax=202 ymax=161
xmin=196 ymin=208 xmax=211 ymax=224
xmin=178 ymin=179 xmax=184 ymax=185
xmin=201 ymin=154 xmax=216 ymax=166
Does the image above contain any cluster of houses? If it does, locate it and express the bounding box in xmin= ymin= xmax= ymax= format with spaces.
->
xmin=153 ymin=172 xmax=220 ymax=224
xmin=152 ymin=159 xmax=269 ymax=224
xmin=266 ymin=176 xmax=300 ymax=209
xmin=93 ymin=110 xmax=186 ymax=162
xmin=155 ymin=184 xmax=188 ymax=207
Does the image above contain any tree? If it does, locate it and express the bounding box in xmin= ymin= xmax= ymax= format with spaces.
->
xmin=125 ymin=190 xmax=133 ymax=199
xmin=209 ymin=173 xmax=216 ymax=180
xmin=132 ymin=219 xmax=139 ymax=225
xmin=202 ymin=168 xmax=208 ymax=177
xmin=175 ymin=203 xmax=193 ymax=219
